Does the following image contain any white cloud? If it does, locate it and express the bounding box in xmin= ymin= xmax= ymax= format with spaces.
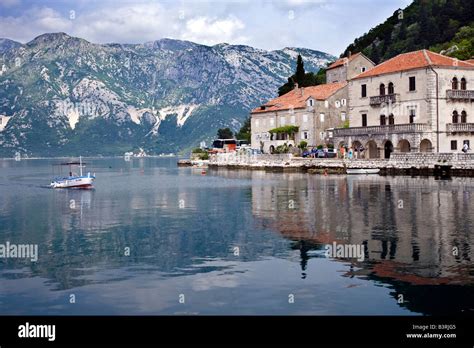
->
xmin=0 ymin=0 xmax=412 ymax=55
xmin=0 ymin=6 xmax=72 ymax=42
xmin=181 ymin=15 xmax=247 ymax=46
xmin=72 ymin=3 xmax=173 ymax=44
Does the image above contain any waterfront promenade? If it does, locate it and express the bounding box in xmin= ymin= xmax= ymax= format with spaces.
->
xmin=207 ymin=152 xmax=474 ymax=176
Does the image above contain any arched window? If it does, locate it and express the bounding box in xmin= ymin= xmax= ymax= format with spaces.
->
xmin=461 ymin=110 xmax=467 ymax=123
xmin=379 ymin=83 xmax=385 ymax=96
xmin=388 ymin=114 xmax=395 ymax=125
xmin=388 ymin=82 xmax=394 ymax=94
xmin=461 ymin=78 xmax=467 ymax=90
xmin=452 ymin=110 xmax=459 ymax=123
xmin=380 ymin=114 xmax=386 ymax=125
xmin=452 ymin=77 xmax=459 ymax=90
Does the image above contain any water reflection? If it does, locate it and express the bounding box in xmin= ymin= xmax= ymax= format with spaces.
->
xmin=246 ymin=171 xmax=474 ymax=315
xmin=0 ymin=159 xmax=473 ymax=315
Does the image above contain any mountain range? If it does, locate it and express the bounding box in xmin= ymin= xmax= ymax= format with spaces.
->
xmin=0 ymin=33 xmax=335 ymax=156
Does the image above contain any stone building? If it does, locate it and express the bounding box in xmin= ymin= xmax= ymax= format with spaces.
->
xmin=326 ymin=52 xmax=375 ymax=83
xmin=333 ymin=50 xmax=474 ymax=158
xmin=250 ymin=82 xmax=348 ymax=153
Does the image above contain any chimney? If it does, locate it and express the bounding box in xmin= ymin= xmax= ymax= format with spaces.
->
xmin=301 ymin=87 xmax=304 ymax=96
xmin=294 ymin=82 xmax=299 ymax=90
xmin=348 ymin=51 xmax=352 ymax=58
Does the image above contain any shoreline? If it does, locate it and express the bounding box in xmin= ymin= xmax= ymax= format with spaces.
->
xmin=206 ymin=153 xmax=474 ymax=177
xmin=0 ymin=155 xmax=185 ymax=161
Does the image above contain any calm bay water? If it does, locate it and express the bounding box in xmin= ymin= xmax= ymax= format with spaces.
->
xmin=0 ymin=157 xmax=473 ymax=315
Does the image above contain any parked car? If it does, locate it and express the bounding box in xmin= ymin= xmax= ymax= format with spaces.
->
xmin=328 ymin=149 xmax=337 ymax=158
xmin=302 ymin=148 xmax=320 ymax=158
xmin=303 ymin=148 xmax=337 ymax=158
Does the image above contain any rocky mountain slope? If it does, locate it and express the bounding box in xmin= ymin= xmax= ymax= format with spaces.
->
xmin=0 ymin=33 xmax=335 ymax=156
xmin=342 ymin=0 xmax=474 ymax=63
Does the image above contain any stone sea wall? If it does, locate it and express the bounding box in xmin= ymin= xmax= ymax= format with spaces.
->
xmin=207 ymin=152 xmax=474 ymax=176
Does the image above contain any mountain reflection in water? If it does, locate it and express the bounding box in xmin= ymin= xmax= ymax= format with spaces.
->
xmin=0 ymin=159 xmax=472 ymax=315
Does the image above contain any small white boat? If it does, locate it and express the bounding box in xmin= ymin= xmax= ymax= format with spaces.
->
xmin=346 ymin=168 xmax=380 ymax=175
xmin=50 ymin=156 xmax=95 ymax=189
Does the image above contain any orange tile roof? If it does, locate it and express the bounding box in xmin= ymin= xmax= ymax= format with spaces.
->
xmin=327 ymin=52 xmax=361 ymax=70
xmin=353 ymin=49 xmax=474 ymax=80
xmin=465 ymin=59 xmax=474 ymax=65
xmin=251 ymin=82 xmax=347 ymax=114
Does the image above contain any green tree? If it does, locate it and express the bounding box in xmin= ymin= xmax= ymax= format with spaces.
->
xmin=278 ymin=77 xmax=295 ymax=96
xmin=398 ymin=21 xmax=407 ymax=41
xmin=295 ymin=54 xmax=305 ymax=85
xmin=278 ymin=55 xmax=325 ymax=96
xmin=298 ymin=140 xmax=308 ymax=150
xmin=315 ymin=68 xmax=326 ymax=85
xmin=217 ymin=127 xmax=233 ymax=139
xmin=235 ymin=117 xmax=251 ymax=142
xmin=340 ymin=0 xmax=474 ymax=65
xmin=371 ymin=44 xmax=381 ymax=64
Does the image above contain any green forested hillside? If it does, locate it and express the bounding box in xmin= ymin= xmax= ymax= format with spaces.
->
xmin=343 ymin=0 xmax=474 ymax=62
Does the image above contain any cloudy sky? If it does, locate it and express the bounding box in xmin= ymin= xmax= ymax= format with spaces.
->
xmin=0 ymin=0 xmax=411 ymax=56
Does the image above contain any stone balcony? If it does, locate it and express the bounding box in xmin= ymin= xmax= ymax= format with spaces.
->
xmin=369 ymin=93 xmax=398 ymax=106
xmin=446 ymin=89 xmax=474 ymax=100
xmin=333 ymin=123 xmax=430 ymax=137
xmin=446 ymin=123 xmax=474 ymax=133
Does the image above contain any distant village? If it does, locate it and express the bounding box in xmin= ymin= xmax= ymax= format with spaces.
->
xmin=249 ymin=49 xmax=474 ymax=159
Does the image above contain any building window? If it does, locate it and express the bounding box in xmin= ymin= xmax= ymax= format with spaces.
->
xmin=409 ymin=109 xmax=416 ymax=123
xmin=464 ymin=140 xmax=470 ymax=148
xmin=341 ymin=99 xmax=347 ymax=106
xmin=361 ymin=84 xmax=367 ymax=98
xmin=379 ymin=83 xmax=385 ymax=96
xmin=302 ymin=131 xmax=308 ymax=140
xmin=452 ymin=77 xmax=459 ymax=90
xmin=461 ymin=111 xmax=467 ymax=123
xmin=290 ymin=115 xmax=295 ymax=124
xmin=280 ymin=116 xmax=286 ymax=125
xmin=388 ymin=82 xmax=394 ymax=94
xmin=461 ymin=78 xmax=467 ymax=90
xmin=452 ymin=110 xmax=459 ymax=123
xmin=380 ymin=114 xmax=386 ymax=125
xmin=303 ymin=114 xmax=308 ymax=123
xmin=451 ymin=140 xmax=457 ymax=150
xmin=320 ymin=113 xmax=325 ymax=122
xmin=341 ymin=112 xmax=346 ymax=121
xmin=388 ymin=114 xmax=394 ymax=125
xmin=362 ymin=114 xmax=367 ymax=127
xmin=308 ymin=99 xmax=314 ymax=107
xmin=361 ymin=67 xmax=366 ymax=73
xmin=409 ymin=76 xmax=416 ymax=91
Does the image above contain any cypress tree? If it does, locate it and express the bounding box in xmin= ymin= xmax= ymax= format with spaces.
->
xmin=295 ymin=54 xmax=305 ymax=85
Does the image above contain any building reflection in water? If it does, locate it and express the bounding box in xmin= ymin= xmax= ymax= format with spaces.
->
xmin=248 ymin=171 xmax=474 ymax=315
